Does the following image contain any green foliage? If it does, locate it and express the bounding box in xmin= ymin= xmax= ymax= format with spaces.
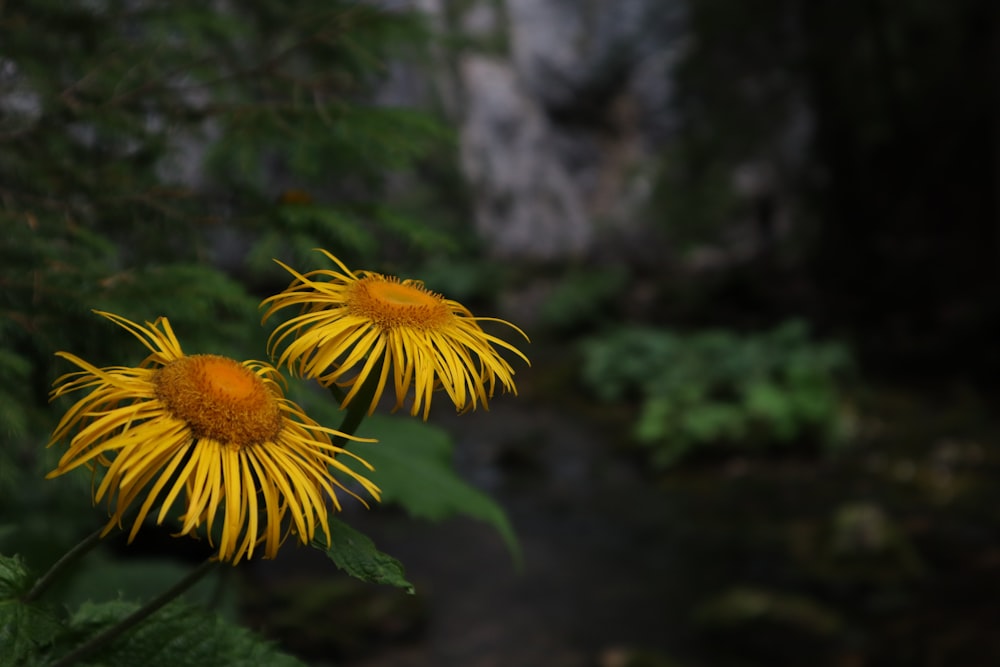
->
xmin=252 ymin=204 xmax=380 ymax=269
xmin=0 ymin=348 xmax=32 ymax=439
xmin=0 ymin=553 xmax=33 ymax=600
xmin=416 ymin=255 xmax=509 ymax=303
xmin=0 ymin=592 xmax=63 ymax=666
xmin=350 ymin=415 xmax=521 ymax=563
xmin=580 ymin=320 xmax=852 ymax=466
xmin=536 ymin=265 xmax=630 ymax=332
xmin=0 ymin=553 xmax=302 ymax=667
xmin=0 ymin=555 xmax=63 ymax=666
xmin=0 ymin=596 xmax=62 ymax=666
xmin=61 ymin=599 xmax=305 ymax=667
xmin=0 ymin=0 xmax=456 ymax=447
xmin=246 ymin=201 xmax=461 ymax=282
xmin=314 ymin=518 xmax=413 ymax=593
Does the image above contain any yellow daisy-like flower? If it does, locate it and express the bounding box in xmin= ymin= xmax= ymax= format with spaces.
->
xmin=262 ymin=250 xmax=529 ymax=420
xmin=47 ymin=311 xmax=380 ymax=564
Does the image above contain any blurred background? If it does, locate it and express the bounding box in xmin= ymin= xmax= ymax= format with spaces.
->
xmin=4 ymin=0 xmax=1000 ymax=665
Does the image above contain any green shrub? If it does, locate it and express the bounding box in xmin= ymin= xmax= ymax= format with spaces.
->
xmin=580 ymin=321 xmax=853 ymax=467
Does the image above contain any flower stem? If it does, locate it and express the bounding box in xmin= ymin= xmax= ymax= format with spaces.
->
xmin=332 ymin=391 xmax=371 ymax=445
xmin=330 ymin=359 xmax=384 ymax=446
xmin=22 ymin=527 xmax=103 ymax=603
xmin=51 ymin=557 xmax=219 ymax=667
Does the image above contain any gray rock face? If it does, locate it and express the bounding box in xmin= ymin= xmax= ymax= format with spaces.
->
xmin=419 ymin=0 xmax=686 ymax=260
xmin=459 ymin=55 xmax=592 ymax=260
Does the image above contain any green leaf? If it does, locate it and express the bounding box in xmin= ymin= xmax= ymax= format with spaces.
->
xmin=0 ymin=554 xmax=31 ymax=598
xmin=64 ymin=600 xmax=306 ymax=667
xmin=0 ymin=555 xmax=63 ymax=666
xmin=312 ymin=517 xmax=413 ymax=593
xmin=0 ymin=598 xmax=64 ymax=666
xmin=349 ymin=415 xmax=520 ymax=564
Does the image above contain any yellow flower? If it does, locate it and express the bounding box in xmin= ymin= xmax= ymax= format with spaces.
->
xmin=47 ymin=311 xmax=379 ymax=564
xmin=262 ymin=250 xmax=529 ymax=420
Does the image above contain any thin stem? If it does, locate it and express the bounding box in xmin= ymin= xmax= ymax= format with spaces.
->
xmin=327 ymin=382 xmax=348 ymax=404
xmin=332 ymin=389 xmax=371 ymax=447
xmin=22 ymin=527 xmax=104 ymax=603
xmin=51 ymin=558 xmax=219 ymax=667
xmin=330 ymin=360 xmax=383 ymax=447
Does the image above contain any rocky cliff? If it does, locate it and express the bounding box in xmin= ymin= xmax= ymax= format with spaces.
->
xmin=413 ymin=0 xmax=686 ymax=261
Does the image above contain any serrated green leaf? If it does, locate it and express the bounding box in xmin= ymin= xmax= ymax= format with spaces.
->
xmin=0 ymin=554 xmax=31 ymax=598
xmin=70 ymin=599 xmax=139 ymax=630
xmin=349 ymin=415 xmax=521 ymax=564
xmin=0 ymin=556 xmax=63 ymax=666
xmin=0 ymin=598 xmax=64 ymax=666
xmin=312 ymin=517 xmax=412 ymax=593
xmin=62 ymin=600 xmax=305 ymax=667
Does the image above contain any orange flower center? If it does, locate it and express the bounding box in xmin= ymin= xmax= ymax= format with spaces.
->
xmin=347 ymin=276 xmax=452 ymax=330
xmin=154 ymin=355 xmax=282 ymax=446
